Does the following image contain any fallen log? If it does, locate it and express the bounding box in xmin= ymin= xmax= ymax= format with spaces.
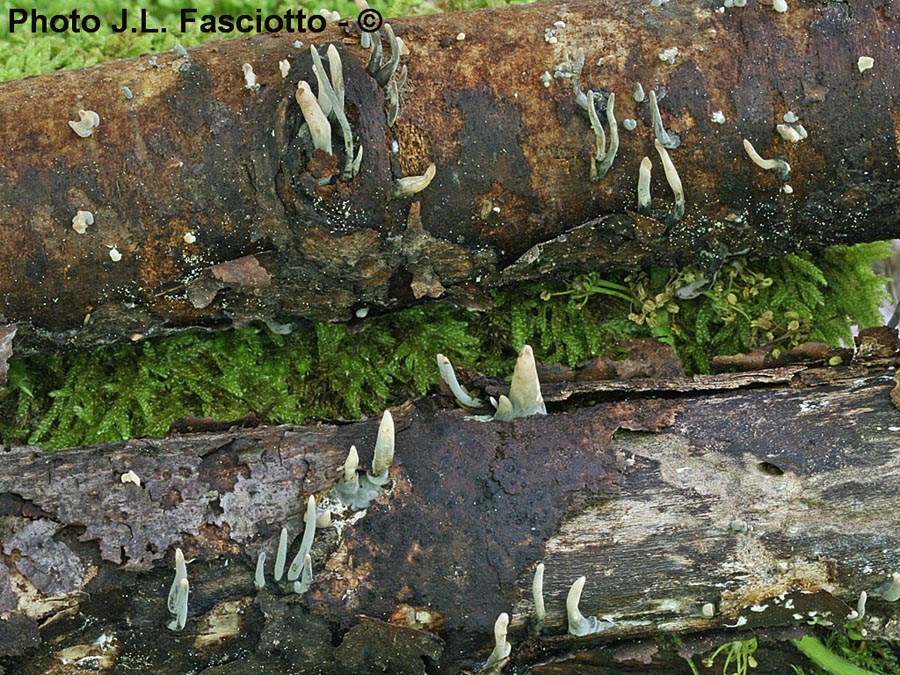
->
xmin=0 ymin=0 xmax=897 ymax=351
xmin=1 ymin=356 xmax=899 ymax=674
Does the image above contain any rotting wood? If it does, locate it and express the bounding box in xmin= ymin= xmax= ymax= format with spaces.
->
xmin=1 ymin=363 xmax=899 ymax=674
xmin=0 ymin=0 xmax=897 ymax=352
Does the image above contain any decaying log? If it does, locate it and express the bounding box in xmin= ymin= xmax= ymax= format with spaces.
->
xmin=0 ymin=0 xmax=898 ymax=351
xmin=1 ymin=360 xmax=899 ymax=674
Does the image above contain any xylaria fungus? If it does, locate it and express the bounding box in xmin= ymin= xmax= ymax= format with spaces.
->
xmin=174 ymin=43 xmax=188 ymax=59
xmin=295 ymin=81 xmax=333 ymax=155
xmin=848 ymin=591 xmax=867 ymax=621
xmin=255 ymin=551 xmax=267 ymax=590
xmin=658 ymin=47 xmax=679 ymax=65
xmin=108 ymin=246 xmax=122 ymax=262
xmin=637 ymin=156 xmax=652 ymax=216
xmin=167 ymin=549 xmax=189 ymax=631
xmin=648 ymin=90 xmax=680 ymax=149
xmin=533 ymin=563 xmax=546 ymax=629
xmin=654 ymin=140 xmax=685 ymax=224
xmin=374 ymin=24 xmax=401 ymax=88
xmin=483 ymin=613 xmax=512 ymax=670
xmin=72 ymin=209 xmax=94 ymax=234
xmin=370 ymin=410 xmax=395 ymax=484
xmin=355 ymin=0 xmax=372 ymax=49
xmin=396 ymin=64 xmax=409 ymax=92
xmin=702 ymin=602 xmax=716 ymax=618
xmin=183 ymin=231 xmax=196 ymax=244
xmin=344 ymin=445 xmax=360 ymax=482
xmin=122 ymin=86 xmax=133 ymax=99
xmin=287 ymin=495 xmax=317 ymax=582
xmin=242 ymin=63 xmax=259 ymax=91
xmin=570 ymin=48 xmax=590 ymax=113
xmin=436 ymin=354 xmax=483 ymax=408
xmin=632 ymin=82 xmax=645 ymax=103
xmin=566 ymin=576 xmax=610 ymax=636
xmin=857 ymin=56 xmax=874 ymax=73
xmin=279 ymin=59 xmax=290 ymax=79
xmin=310 ymin=46 xmax=356 ymax=179
xmin=120 ymin=469 xmax=140 ymax=487
xmin=875 ymin=572 xmax=900 ymax=602
xmin=68 ymin=109 xmax=99 ymax=138
xmin=772 ymin=0 xmax=788 ymax=12
xmin=623 ymin=118 xmax=637 ymax=131
xmin=366 ymin=27 xmax=384 ymax=76
xmin=319 ymin=8 xmax=341 ymax=22
xmin=776 ymin=123 xmax=807 ymax=143
xmin=711 ymin=110 xmax=725 ymax=124
xmin=292 ymin=554 xmax=314 ymax=594
xmin=492 ymin=345 xmax=546 ymax=421
xmin=587 ymin=91 xmax=618 ymax=181
xmin=783 ymin=110 xmax=799 ymax=123
xmin=387 ymin=81 xmax=400 ymax=127
xmin=742 ymin=138 xmax=791 ymax=180
xmin=393 ymin=163 xmax=437 ymax=198
xmin=274 ymin=527 xmax=289 ymax=581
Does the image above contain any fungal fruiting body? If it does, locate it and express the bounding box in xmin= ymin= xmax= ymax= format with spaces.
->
xmin=274 ymin=527 xmax=289 ymax=581
xmin=279 ymin=59 xmax=290 ymax=79
xmin=287 ymin=496 xmax=317 ymax=582
xmin=436 ymin=354 xmax=483 ymax=407
xmin=857 ymin=56 xmax=874 ymax=73
xmin=369 ymin=410 xmax=395 ymax=484
xmin=355 ymin=0 xmax=372 ymax=49
xmin=108 ymin=246 xmax=122 ymax=262
xmin=570 ymin=48 xmax=589 ymax=112
xmin=772 ymin=0 xmax=788 ymax=12
xmin=589 ymin=92 xmax=618 ymax=181
xmin=68 ymin=109 xmax=99 ymax=138
xmin=742 ymin=138 xmax=791 ymax=180
xmin=120 ymin=470 xmax=140 ymax=486
xmin=254 ymin=551 xmax=267 ymax=590
xmin=711 ymin=110 xmax=725 ymax=124
xmin=242 ymin=63 xmax=259 ymax=91
xmin=309 ymin=46 xmax=356 ymax=179
xmin=326 ymin=45 xmax=345 ymax=109
xmin=653 ymin=140 xmax=685 ymax=224
xmin=374 ymin=23 xmax=401 ymax=88
xmin=504 ymin=345 xmax=547 ymax=419
xmin=484 ymin=613 xmax=512 ymax=669
xmin=632 ymin=83 xmax=645 ymax=103
xmin=166 ymin=548 xmax=189 ymax=631
xmin=183 ymin=232 xmax=196 ymax=244
xmin=875 ymin=572 xmax=900 ymax=602
xmin=637 ymin=157 xmax=652 ymax=216
xmin=776 ymin=123 xmax=807 ymax=143
xmin=648 ymin=90 xmax=680 ymax=149
xmin=72 ymin=210 xmax=94 ymax=234
xmin=566 ymin=576 xmax=609 ymax=636
xmin=393 ymin=163 xmax=436 ymax=198
xmin=295 ymin=81 xmax=333 ymax=154
xmin=531 ymin=563 xmax=546 ymax=634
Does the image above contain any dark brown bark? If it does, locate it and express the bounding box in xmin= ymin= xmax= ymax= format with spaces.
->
xmin=1 ymin=360 xmax=899 ymax=674
xmin=0 ymin=0 xmax=897 ymax=351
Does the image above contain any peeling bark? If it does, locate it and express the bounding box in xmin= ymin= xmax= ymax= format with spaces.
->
xmin=1 ymin=361 xmax=899 ymax=673
xmin=0 ymin=0 xmax=897 ymax=351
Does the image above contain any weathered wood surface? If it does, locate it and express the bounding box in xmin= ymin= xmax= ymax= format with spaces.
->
xmin=1 ymin=363 xmax=899 ymax=673
xmin=0 ymin=0 xmax=898 ymax=351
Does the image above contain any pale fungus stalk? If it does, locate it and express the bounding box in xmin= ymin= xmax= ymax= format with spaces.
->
xmin=507 ymin=345 xmax=547 ymax=418
xmin=343 ymin=445 xmax=360 ymax=483
xmin=310 ymin=47 xmax=355 ymax=178
xmin=309 ymin=50 xmax=333 ymax=117
xmin=654 ymin=140 xmax=685 ymax=223
xmin=366 ymin=29 xmax=384 ymax=76
xmin=370 ymin=410 xmax=395 ymax=482
xmin=287 ymin=495 xmax=317 ymax=581
xmin=571 ymin=48 xmax=589 ymax=112
xmin=533 ymin=563 xmax=546 ymax=623
xmin=327 ymin=44 xmax=345 ymax=108
xmin=491 ymin=395 xmax=514 ymax=422
xmin=254 ymin=551 xmax=267 ymax=590
xmin=396 ymin=64 xmax=408 ymax=92
xmin=167 ymin=577 xmax=189 ymax=631
xmin=592 ymin=92 xmax=618 ymax=181
xmin=374 ymin=23 xmax=401 ymax=88
xmin=72 ymin=210 xmax=94 ymax=234
xmin=742 ymin=138 xmax=791 ymax=180
xmin=295 ymin=81 xmax=332 ymax=154
xmin=167 ymin=548 xmax=187 ymax=614
xmin=632 ymin=82 xmax=645 ymax=103
xmin=387 ymin=81 xmax=400 ymax=127
xmin=274 ymin=527 xmax=289 ymax=581
xmin=355 ymin=0 xmax=372 ymax=49
xmin=637 ymin=157 xmax=652 ymax=215
xmin=587 ymin=91 xmax=606 ymax=162
xmin=436 ymin=354 xmax=482 ymax=408
xmin=292 ymin=553 xmax=314 ymax=594
xmin=68 ymin=109 xmax=100 ymax=137
xmin=776 ymin=124 xmax=804 ymax=143
xmin=566 ymin=576 xmax=605 ymax=636
xmin=649 ymin=90 xmax=680 ymax=149
xmin=484 ymin=612 xmax=512 ymax=669
xmin=857 ymin=56 xmax=874 ymax=73
xmin=242 ymin=63 xmax=259 ymax=91
xmin=393 ymin=163 xmax=436 ymax=198
xmin=772 ymin=0 xmax=788 ymax=12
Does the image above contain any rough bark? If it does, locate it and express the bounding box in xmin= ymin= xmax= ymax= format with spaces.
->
xmin=0 ymin=0 xmax=897 ymax=351
xmin=1 ymin=358 xmax=899 ymax=674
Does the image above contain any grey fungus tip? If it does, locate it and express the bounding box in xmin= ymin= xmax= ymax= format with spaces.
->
xmin=637 ymin=156 xmax=652 ymax=216
xmin=436 ymin=354 xmax=483 ymax=408
xmin=648 ymin=90 xmax=680 ymax=149
xmin=393 ymin=163 xmax=436 ymax=198
xmin=566 ymin=576 xmax=608 ymax=636
xmin=370 ymin=409 xmax=395 ymax=482
xmin=295 ymin=81 xmax=332 ymax=154
xmin=653 ymin=140 xmax=685 ymax=224
xmin=343 ymin=445 xmax=360 ymax=483
xmin=590 ymin=92 xmax=618 ymax=181
xmin=287 ymin=495 xmax=317 ymax=582
xmin=742 ymin=138 xmax=791 ymax=181
xmin=507 ymin=345 xmax=547 ymax=418
xmin=483 ymin=612 xmax=512 ymax=670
